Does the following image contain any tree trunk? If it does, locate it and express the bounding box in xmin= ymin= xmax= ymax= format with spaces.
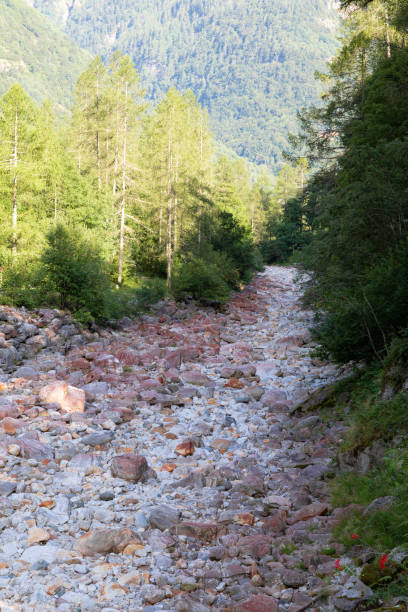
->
xmin=173 ymin=158 xmax=179 ymax=253
xmin=113 ymin=108 xmax=119 ymax=195
xmin=12 ymin=109 xmax=18 ymax=257
xmin=166 ymin=132 xmax=173 ymax=289
xmin=118 ymin=89 xmax=128 ymax=286
xmin=159 ymin=195 xmax=163 ymax=245
xmin=105 ymin=135 xmax=110 ymax=190
xmin=385 ymin=8 xmax=391 ymax=59
xmin=96 ymin=130 xmax=101 ymax=191
xmin=54 ymin=185 xmax=58 ymax=222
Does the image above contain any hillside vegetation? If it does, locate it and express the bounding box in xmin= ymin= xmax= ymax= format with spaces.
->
xmin=0 ymin=0 xmax=90 ymax=113
xmin=25 ymin=0 xmax=339 ymax=170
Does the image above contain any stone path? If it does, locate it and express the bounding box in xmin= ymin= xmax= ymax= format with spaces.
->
xmin=0 ymin=267 xmax=367 ymax=611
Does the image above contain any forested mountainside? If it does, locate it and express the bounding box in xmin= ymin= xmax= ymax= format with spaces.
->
xmin=24 ymin=0 xmax=339 ymax=169
xmin=0 ymin=0 xmax=90 ymax=112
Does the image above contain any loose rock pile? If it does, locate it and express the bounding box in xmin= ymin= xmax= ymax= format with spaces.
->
xmin=0 ymin=268 xmax=371 ymax=611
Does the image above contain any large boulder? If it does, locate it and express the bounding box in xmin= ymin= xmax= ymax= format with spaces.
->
xmin=111 ymin=454 xmax=149 ymax=482
xmin=73 ymin=528 xmax=137 ymax=556
xmin=39 ymin=381 xmax=85 ymax=413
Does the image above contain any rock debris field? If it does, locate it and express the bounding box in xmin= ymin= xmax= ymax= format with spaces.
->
xmin=0 ymin=267 xmax=369 ymax=611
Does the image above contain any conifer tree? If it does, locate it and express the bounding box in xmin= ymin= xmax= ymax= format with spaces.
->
xmin=0 ymin=84 xmax=43 ymax=257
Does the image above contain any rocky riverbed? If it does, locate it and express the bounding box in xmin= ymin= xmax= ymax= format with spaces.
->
xmin=0 ymin=267 xmax=373 ymax=611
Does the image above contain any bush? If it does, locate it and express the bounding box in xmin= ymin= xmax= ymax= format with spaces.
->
xmin=135 ymin=277 xmax=167 ymax=310
xmin=209 ymin=210 xmax=263 ymax=282
xmin=0 ymin=256 xmax=48 ymax=309
xmin=309 ymin=243 xmax=408 ymax=363
xmin=172 ymin=256 xmax=231 ymax=305
xmin=41 ymin=224 xmax=111 ymax=321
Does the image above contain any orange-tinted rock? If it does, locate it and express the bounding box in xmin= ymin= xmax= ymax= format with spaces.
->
xmin=1 ymin=417 xmax=23 ymax=435
xmin=211 ymin=438 xmax=231 ymax=454
xmin=237 ymin=513 xmax=255 ymax=526
xmin=28 ymin=527 xmax=50 ymax=545
xmin=39 ymin=381 xmax=67 ymax=405
xmin=175 ymin=440 xmax=195 ymax=457
xmin=226 ymin=378 xmax=245 ymax=389
xmin=39 ymin=500 xmax=56 ymax=509
xmin=39 ymin=381 xmax=85 ymax=413
xmin=161 ymin=463 xmax=177 ymax=473
xmin=63 ymin=386 xmax=85 ymax=413
xmin=74 ymin=528 xmax=137 ymax=556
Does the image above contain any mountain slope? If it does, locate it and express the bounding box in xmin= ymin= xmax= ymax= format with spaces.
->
xmin=25 ymin=0 xmax=339 ymax=169
xmin=0 ymin=0 xmax=91 ymax=113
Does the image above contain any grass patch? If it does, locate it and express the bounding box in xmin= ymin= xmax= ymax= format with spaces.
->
xmin=343 ymin=393 xmax=408 ymax=454
xmin=280 ymin=542 xmax=296 ymax=555
xmin=332 ymin=447 xmax=408 ymax=551
xmin=328 ymin=361 xmax=408 ymax=601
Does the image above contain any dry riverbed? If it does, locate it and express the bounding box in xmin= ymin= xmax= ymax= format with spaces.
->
xmin=0 ymin=267 xmax=373 ymax=611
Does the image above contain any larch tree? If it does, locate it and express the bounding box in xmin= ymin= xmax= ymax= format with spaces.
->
xmin=0 ymin=84 xmax=42 ymax=257
xmin=107 ymin=51 xmax=146 ymax=285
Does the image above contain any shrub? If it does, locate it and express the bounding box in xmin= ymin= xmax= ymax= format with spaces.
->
xmin=0 ymin=256 xmax=48 ymax=309
xmin=172 ymin=256 xmax=231 ymax=305
xmin=209 ymin=210 xmax=263 ymax=281
xmin=41 ymin=224 xmax=111 ymax=321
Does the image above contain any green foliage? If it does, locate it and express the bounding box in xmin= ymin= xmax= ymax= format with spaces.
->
xmin=0 ymin=0 xmax=90 ymax=113
xmin=102 ymin=278 xmax=167 ymax=319
xmin=209 ymin=211 xmax=263 ymax=282
xmin=29 ymin=0 xmax=339 ymax=170
xmin=345 ymin=392 xmax=408 ymax=453
xmin=0 ymin=256 xmax=47 ymax=309
xmin=41 ymin=224 xmax=111 ymax=320
xmin=134 ymin=278 xmax=167 ymax=312
xmin=172 ymin=256 xmax=231 ymax=305
xmin=0 ymin=56 xmax=272 ymax=324
xmin=332 ymin=446 xmax=408 ymax=551
xmin=288 ymin=7 xmax=408 ymax=362
xmin=329 ymin=364 xmax=408 ymax=598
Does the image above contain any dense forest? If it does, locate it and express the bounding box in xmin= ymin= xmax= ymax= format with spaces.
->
xmin=23 ymin=0 xmax=339 ymax=170
xmin=0 ymin=49 xmax=300 ymax=322
xmin=269 ymin=0 xmax=408 ymax=586
xmin=0 ymin=0 xmax=90 ymax=112
xmin=272 ymin=0 xmax=408 ymax=365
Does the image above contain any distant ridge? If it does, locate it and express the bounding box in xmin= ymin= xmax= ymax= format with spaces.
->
xmin=24 ymin=0 xmax=339 ymax=170
xmin=0 ymin=0 xmax=91 ymax=113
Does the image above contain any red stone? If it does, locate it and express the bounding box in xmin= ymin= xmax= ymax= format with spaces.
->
xmin=234 ymin=594 xmax=278 ymax=612
xmin=236 ymin=535 xmax=272 ymax=558
xmin=288 ymin=502 xmax=329 ymax=524
xmin=174 ymin=522 xmax=218 ymax=541
xmin=262 ymin=511 xmax=286 ymax=534
xmin=116 ymin=349 xmax=140 ymax=365
xmin=0 ymin=406 xmax=19 ymax=420
xmin=111 ymin=454 xmax=148 ymax=482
